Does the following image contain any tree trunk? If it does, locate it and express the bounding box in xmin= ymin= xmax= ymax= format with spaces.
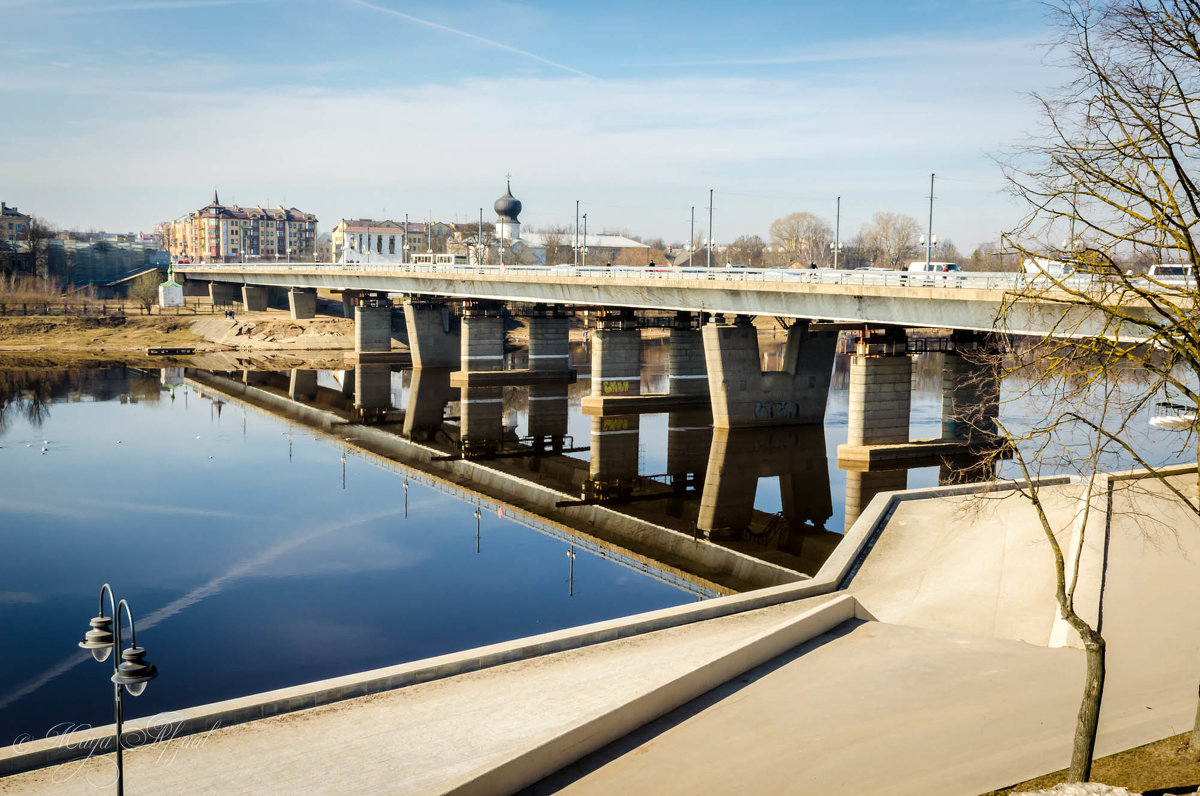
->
xmin=1068 ymin=636 xmax=1106 ymax=782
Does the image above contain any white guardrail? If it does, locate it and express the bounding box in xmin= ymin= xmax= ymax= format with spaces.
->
xmin=183 ymin=262 xmax=1192 ymax=294
xmin=184 ymin=262 xmax=1036 ymax=291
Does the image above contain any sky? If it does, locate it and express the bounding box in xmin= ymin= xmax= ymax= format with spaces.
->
xmin=0 ymin=0 xmax=1062 ymax=251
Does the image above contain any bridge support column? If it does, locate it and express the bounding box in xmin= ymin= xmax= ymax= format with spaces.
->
xmin=404 ymin=300 xmax=461 ymax=368
xmin=586 ymin=312 xmax=641 ymax=498
xmin=355 ymin=303 xmax=393 ymax=354
xmin=590 ymin=311 xmax=641 ymax=398
xmin=669 ymin=312 xmax=707 ymax=396
xmin=941 ymin=333 xmax=999 ymax=442
xmin=527 ymin=311 xmax=570 ymax=373
xmin=208 ymin=282 xmax=235 ymax=307
xmin=288 ymin=288 xmax=317 ymax=320
xmin=341 ymin=292 xmax=357 ymax=319
xmin=846 ymin=329 xmax=911 ymax=446
xmin=703 ymin=316 xmax=837 ymax=429
xmin=461 ymin=302 xmax=505 ymax=372
xmin=288 ymin=369 xmax=317 ymax=402
xmin=241 ymin=285 xmax=269 ymax=312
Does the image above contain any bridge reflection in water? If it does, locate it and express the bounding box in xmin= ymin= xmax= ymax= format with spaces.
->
xmin=186 ymin=338 xmax=997 ymax=594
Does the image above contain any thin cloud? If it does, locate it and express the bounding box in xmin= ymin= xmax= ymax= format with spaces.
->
xmin=636 ymin=34 xmax=1039 ymax=68
xmin=19 ymin=0 xmax=277 ymax=12
xmin=346 ymin=0 xmax=598 ymax=80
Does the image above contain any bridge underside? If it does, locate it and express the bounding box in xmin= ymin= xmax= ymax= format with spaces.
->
xmin=177 ymin=266 xmax=1149 ymax=339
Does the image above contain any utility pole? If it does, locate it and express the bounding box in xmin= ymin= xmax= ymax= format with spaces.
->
xmin=689 ymin=206 xmax=695 ymax=267
xmin=574 ymin=201 xmax=580 ymax=267
xmin=925 ymin=173 xmax=935 ymax=267
xmin=706 ymin=189 xmax=714 ymax=269
xmin=834 ymin=196 xmax=841 ymax=269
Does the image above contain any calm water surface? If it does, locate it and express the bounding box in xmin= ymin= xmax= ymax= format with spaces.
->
xmin=1 ymin=341 xmax=1188 ymax=744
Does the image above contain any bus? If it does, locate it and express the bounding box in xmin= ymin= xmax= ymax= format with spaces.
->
xmin=410 ymin=253 xmax=468 ymax=266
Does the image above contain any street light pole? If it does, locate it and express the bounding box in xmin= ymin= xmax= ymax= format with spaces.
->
xmin=834 ymin=196 xmax=841 ymax=269
xmin=707 ymin=189 xmax=714 ymax=269
xmin=582 ymin=213 xmax=587 ymax=268
xmin=78 ymin=584 xmax=159 ymax=796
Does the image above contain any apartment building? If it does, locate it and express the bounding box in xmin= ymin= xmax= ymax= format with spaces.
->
xmin=163 ymin=192 xmax=317 ymax=263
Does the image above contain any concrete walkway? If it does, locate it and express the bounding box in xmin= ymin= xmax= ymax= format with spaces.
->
xmin=2 ymin=472 xmax=1197 ymax=795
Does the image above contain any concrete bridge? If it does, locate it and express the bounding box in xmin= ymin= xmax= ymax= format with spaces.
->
xmin=176 ymin=261 xmax=1142 ymax=339
xmin=175 ymin=262 xmax=1043 ymax=469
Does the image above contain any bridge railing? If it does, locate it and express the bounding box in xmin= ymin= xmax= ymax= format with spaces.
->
xmin=181 ymin=261 xmax=1039 ymax=291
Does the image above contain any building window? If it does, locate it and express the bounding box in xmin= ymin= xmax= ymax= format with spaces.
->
xmin=389 ymin=235 xmax=395 ymax=254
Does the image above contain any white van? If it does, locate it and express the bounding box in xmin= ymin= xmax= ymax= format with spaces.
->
xmin=1020 ymin=257 xmax=1075 ymax=283
xmin=1148 ymin=263 xmax=1194 ymax=279
xmin=906 ymin=261 xmax=960 ymax=273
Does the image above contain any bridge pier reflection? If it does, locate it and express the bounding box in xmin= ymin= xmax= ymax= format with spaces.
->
xmin=288 ymin=369 xmax=317 ymax=402
xmin=697 ymin=425 xmax=840 ymax=575
xmin=404 ymin=367 xmax=457 ymax=442
xmin=702 ymin=316 xmax=838 ymax=429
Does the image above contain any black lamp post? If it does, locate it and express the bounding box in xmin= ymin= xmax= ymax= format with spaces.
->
xmin=78 ymin=584 xmax=159 ymax=796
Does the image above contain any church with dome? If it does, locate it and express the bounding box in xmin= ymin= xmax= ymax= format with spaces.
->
xmin=484 ymin=179 xmax=651 ymax=266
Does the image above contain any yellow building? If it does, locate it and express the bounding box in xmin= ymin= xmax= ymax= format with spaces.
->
xmin=163 ymin=192 xmax=317 ymax=263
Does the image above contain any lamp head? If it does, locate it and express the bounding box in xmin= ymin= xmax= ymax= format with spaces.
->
xmin=111 ymin=646 xmax=158 ymax=696
xmin=78 ymin=616 xmax=114 ymax=662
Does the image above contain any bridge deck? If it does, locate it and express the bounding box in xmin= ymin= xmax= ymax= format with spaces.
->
xmin=176 ymin=263 xmax=1156 ymax=340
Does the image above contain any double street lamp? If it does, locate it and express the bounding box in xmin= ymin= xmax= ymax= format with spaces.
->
xmin=78 ymin=583 xmax=159 ymax=796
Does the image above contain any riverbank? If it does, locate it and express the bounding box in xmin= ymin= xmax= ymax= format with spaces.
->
xmin=0 ymin=312 xmax=358 ymax=353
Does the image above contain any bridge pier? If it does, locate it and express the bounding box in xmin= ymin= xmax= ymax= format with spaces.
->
xmin=208 ymin=282 xmax=235 ymax=307
xmin=526 ymin=310 xmax=570 ymax=373
xmin=288 ymin=369 xmax=318 ymax=402
xmin=669 ymin=312 xmax=707 ymax=397
xmin=404 ymin=300 xmax=461 ymax=369
xmin=702 ymin=316 xmax=837 ymax=429
xmin=355 ymin=302 xmax=393 ymax=356
xmin=941 ymin=333 xmax=1000 ymax=442
xmin=288 ymin=288 xmax=317 ymax=320
xmin=461 ymin=302 xmax=505 ymax=373
xmin=846 ymin=329 xmax=911 ymax=447
xmin=241 ymin=285 xmax=269 ymax=312
xmin=590 ymin=310 xmax=641 ymax=398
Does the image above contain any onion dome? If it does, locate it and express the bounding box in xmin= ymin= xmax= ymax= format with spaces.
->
xmin=494 ymin=180 xmax=522 ymax=222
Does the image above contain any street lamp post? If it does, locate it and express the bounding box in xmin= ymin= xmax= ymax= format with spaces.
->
xmin=78 ymin=583 xmax=159 ymax=796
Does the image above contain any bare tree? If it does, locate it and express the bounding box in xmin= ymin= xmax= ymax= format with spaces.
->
xmin=768 ymin=212 xmax=832 ymax=266
xmin=128 ymin=272 xmax=159 ymax=315
xmin=536 ymin=225 xmax=573 ymax=265
xmin=724 ymin=234 xmax=766 ymax=267
xmin=857 ymin=211 xmax=920 ymax=269
xmin=23 ymin=217 xmax=53 ymax=285
xmin=994 ymin=0 xmax=1200 ymax=780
